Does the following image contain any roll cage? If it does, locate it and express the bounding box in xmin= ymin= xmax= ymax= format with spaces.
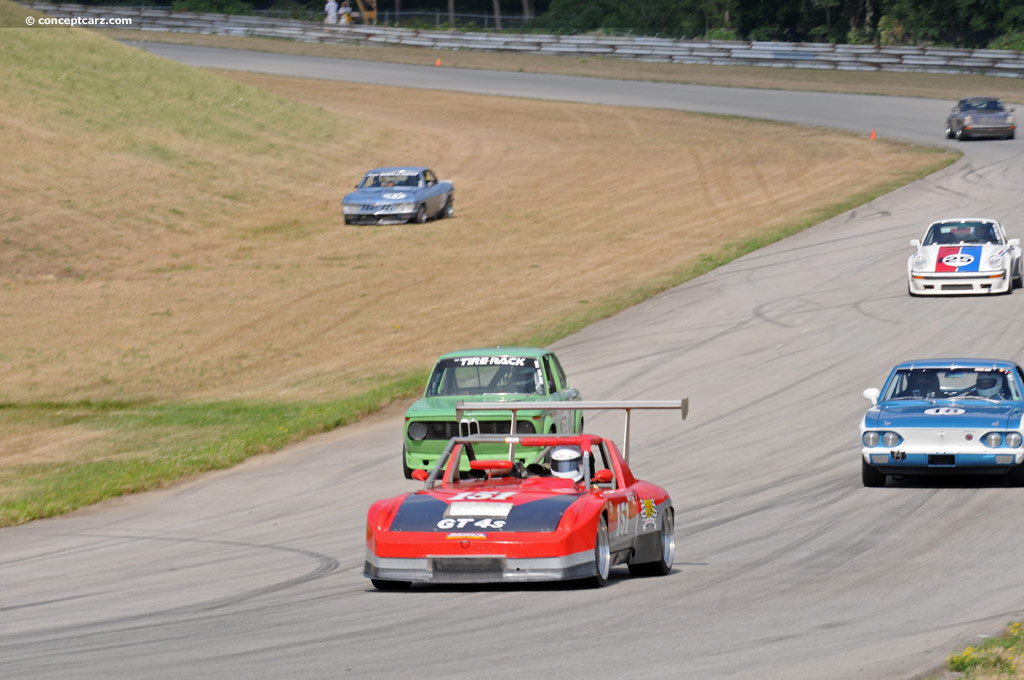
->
xmin=420 ymin=433 xmax=624 ymax=491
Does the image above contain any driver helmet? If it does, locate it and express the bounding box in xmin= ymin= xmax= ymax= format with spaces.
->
xmin=550 ymin=446 xmax=583 ymax=482
xmin=977 ymin=373 xmax=1003 ymax=398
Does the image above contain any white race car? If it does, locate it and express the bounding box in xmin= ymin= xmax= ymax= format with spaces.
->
xmin=907 ymin=218 xmax=1021 ymax=296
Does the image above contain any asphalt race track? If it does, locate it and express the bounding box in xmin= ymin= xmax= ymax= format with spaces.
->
xmin=4 ymin=43 xmax=1024 ymax=679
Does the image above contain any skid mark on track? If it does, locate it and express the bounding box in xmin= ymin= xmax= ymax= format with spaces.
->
xmin=1 ymin=532 xmax=339 ymax=625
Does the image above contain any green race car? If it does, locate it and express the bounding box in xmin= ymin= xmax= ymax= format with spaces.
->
xmin=402 ymin=347 xmax=583 ymax=478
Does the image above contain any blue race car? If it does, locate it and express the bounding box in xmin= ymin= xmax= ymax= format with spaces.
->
xmin=342 ymin=166 xmax=454 ymax=225
xmin=860 ymin=359 xmax=1024 ymax=487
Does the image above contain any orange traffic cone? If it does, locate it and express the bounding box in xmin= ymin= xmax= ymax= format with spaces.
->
xmin=869 ymin=129 xmax=876 ymax=140
xmin=435 ymin=58 xmax=442 ymax=67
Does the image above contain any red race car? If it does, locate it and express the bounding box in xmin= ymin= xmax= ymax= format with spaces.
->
xmin=364 ymin=400 xmax=686 ymax=589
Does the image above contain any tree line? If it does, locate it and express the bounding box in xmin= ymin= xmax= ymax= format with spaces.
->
xmin=535 ymin=0 xmax=1024 ymax=48
xmin=80 ymin=0 xmax=1024 ymax=49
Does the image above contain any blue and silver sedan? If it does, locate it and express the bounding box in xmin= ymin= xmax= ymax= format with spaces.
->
xmin=860 ymin=359 xmax=1024 ymax=487
xmin=342 ymin=166 xmax=454 ymax=225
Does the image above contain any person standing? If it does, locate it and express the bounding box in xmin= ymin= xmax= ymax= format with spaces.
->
xmin=325 ymin=0 xmax=338 ymax=25
xmin=339 ymin=0 xmax=353 ymax=24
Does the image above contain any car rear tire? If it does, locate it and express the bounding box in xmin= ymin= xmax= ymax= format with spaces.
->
xmin=414 ymin=205 xmax=428 ymax=224
xmin=371 ymin=578 xmax=412 ymax=590
xmin=862 ymin=459 xmax=886 ymax=487
xmin=628 ymin=507 xmax=674 ymax=577
xmin=587 ymin=516 xmax=611 ymax=587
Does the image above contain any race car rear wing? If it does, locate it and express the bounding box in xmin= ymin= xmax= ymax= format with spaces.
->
xmin=454 ymin=399 xmax=688 ymax=463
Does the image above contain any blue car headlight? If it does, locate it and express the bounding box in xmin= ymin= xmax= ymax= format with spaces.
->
xmin=983 ymin=432 xmax=1003 ymax=447
xmin=863 ymin=431 xmax=901 ymax=447
xmin=342 ymin=204 xmax=360 ymax=214
xmin=1007 ymin=433 xmax=1023 ymax=448
xmin=394 ymin=202 xmax=415 ymax=213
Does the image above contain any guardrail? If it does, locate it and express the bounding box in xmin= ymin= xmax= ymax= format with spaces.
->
xmin=20 ymin=2 xmax=1024 ymax=78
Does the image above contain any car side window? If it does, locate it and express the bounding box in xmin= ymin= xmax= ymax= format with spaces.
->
xmin=550 ymin=354 xmax=570 ymax=390
xmin=424 ymin=170 xmax=436 ymax=185
xmin=542 ymin=355 xmax=558 ymax=394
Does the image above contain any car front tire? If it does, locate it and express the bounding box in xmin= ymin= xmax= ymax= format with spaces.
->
xmin=1007 ymin=464 xmax=1024 ymax=487
xmin=862 ymin=458 xmax=886 ymax=487
xmin=628 ymin=508 xmax=674 ymax=577
xmin=945 ymin=121 xmax=955 ymax=139
xmin=414 ymin=205 xmax=428 ymax=224
xmin=441 ymin=196 xmax=454 ymax=219
xmin=587 ymin=516 xmax=611 ymax=587
xmin=402 ymin=448 xmax=413 ymax=479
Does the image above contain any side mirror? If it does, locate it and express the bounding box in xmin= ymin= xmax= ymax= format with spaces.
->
xmin=592 ymin=469 xmax=614 ymax=484
xmin=1009 ymin=239 xmax=1020 ymax=247
xmin=354 ymin=184 xmax=358 ymax=189
xmin=909 ymin=239 xmax=921 ymax=248
xmin=567 ymin=388 xmax=580 ymax=400
xmin=863 ymin=388 xmax=880 ymax=405
xmin=411 ymin=469 xmax=429 ymax=482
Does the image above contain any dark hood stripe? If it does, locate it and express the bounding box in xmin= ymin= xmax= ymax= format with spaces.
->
xmin=389 ymin=494 xmax=579 ymax=532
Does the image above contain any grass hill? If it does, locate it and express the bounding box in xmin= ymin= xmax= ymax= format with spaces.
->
xmin=0 ymin=0 xmax=955 ymax=524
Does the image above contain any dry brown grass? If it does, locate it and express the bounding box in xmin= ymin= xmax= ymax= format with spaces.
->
xmin=101 ymin=28 xmax=1024 ymax=104
xmin=1 ymin=70 xmax=949 ymax=411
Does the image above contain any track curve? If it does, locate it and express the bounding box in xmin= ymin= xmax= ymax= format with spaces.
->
xmin=4 ymin=43 xmax=1024 ymax=680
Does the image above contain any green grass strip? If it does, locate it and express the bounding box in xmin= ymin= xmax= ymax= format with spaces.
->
xmin=0 ymin=372 xmax=425 ymax=526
